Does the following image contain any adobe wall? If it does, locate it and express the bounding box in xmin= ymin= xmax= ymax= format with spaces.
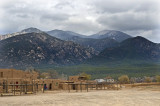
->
xmin=0 ymin=69 xmax=38 ymax=79
xmin=69 ymin=76 xmax=79 ymax=82
xmin=35 ymin=79 xmax=62 ymax=91
xmin=0 ymin=69 xmax=25 ymax=79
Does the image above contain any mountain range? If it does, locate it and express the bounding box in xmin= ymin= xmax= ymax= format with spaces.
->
xmin=0 ymin=32 xmax=96 ymax=68
xmin=0 ymin=27 xmax=160 ymax=69
xmin=0 ymin=28 xmax=131 ymax=52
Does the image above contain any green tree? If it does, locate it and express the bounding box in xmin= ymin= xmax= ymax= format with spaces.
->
xmin=156 ymin=75 xmax=160 ymax=82
xmin=79 ymin=72 xmax=91 ymax=80
xmin=118 ymin=75 xmax=130 ymax=84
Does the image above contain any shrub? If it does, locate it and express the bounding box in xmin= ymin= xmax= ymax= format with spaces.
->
xmin=156 ymin=75 xmax=160 ymax=82
xmin=118 ymin=75 xmax=130 ymax=84
xmin=80 ymin=72 xmax=91 ymax=80
xmin=145 ymin=77 xmax=152 ymax=83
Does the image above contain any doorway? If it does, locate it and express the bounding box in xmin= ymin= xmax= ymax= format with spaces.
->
xmin=49 ymin=83 xmax=52 ymax=90
xmin=72 ymin=84 xmax=76 ymax=90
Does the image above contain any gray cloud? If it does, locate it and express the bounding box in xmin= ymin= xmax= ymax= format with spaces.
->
xmin=40 ymin=13 xmax=70 ymax=21
xmin=0 ymin=0 xmax=160 ymax=42
xmin=97 ymin=12 xmax=159 ymax=31
xmin=90 ymin=0 xmax=159 ymax=13
xmin=54 ymin=1 xmax=74 ymax=9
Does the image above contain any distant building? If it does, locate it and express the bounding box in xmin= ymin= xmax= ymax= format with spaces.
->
xmin=0 ymin=69 xmax=38 ymax=79
xmin=106 ymin=79 xmax=115 ymax=83
xmin=104 ymin=76 xmax=115 ymax=83
xmin=69 ymin=76 xmax=87 ymax=82
xmin=95 ymin=79 xmax=106 ymax=83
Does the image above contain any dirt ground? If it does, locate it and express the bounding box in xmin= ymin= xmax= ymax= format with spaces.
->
xmin=0 ymin=86 xmax=160 ymax=106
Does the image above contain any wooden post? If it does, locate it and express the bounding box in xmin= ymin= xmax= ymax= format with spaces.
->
xmin=34 ymin=80 xmax=36 ymax=94
xmin=3 ymin=80 xmax=5 ymax=93
xmin=5 ymin=80 xmax=8 ymax=93
xmin=33 ymin=80 xmax=35 ymax=94
xmin=14 ymin=82 xmax=15 ymax=96
xmin=76 ymin=84 xmax=78 ymax=92
xmin=96 ymin=84 xmax=98 ymax=90
xmin=101 ymin=84 xmax=103 ymax=90
xmin=37 ymin=83 xmax=38 ymax=93
xmin=12 ymin=85 xmax=13 ymax=94
xmin=117 ymin=82 xmax=118 ymax=90
xmin=11 ymin=81 xmax=13 ymax=93
xmin=68 ymin=84 xmax=70 ymax=93
xmin=86 ymin=84 xmax=88 ymax=92
xmin=43 ymin=81 xmax=44 ymax=93
xmin=6 ymin=80 xmax=8 ymax=93
xmin=22 ymin=83 xmax=24 ymax=94
xmin=22 ymin=82 xmax=25 ymax=93
xmin=20 ymin=81 xmax=22 ymax=95
xmin=32 ymin=80 xmax=34 ymax=93
xmin=2 ymin=80 xmax=5 ymax=93
xmin=25 ymin=81 xmax=27 ymax=94
xmin=80 ymin=83 xmax=82 ymax=92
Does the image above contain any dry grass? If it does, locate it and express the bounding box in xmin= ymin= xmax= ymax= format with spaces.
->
xmin=0 ymin=85 xmax=160 ymax=106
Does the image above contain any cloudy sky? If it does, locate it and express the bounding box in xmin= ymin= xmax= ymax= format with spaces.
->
xmin=0 ymin=0 xmax=160 ymax=42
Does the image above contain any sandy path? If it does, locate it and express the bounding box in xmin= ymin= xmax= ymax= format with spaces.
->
xmin=0 ymin=89 xmax=160 ymax=106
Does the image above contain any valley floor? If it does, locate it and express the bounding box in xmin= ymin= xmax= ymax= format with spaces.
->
xmin=0 ymin=87 xmax=160 ymax=106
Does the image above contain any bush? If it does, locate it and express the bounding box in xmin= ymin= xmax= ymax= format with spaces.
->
xmin=145 ymin=77 xmax=152 ymax=83
xmin=80 ymin=72 xmax=91 ymax=80
xmin=118 ymin=75 xmax=130 ymax=84
xmin=156 ymin=75 xmax=160 ymax=82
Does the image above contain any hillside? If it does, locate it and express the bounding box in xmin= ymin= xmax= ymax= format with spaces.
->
xmin=46 ymin=29 xmax=86 ymax=40
xmin=0 ymin=27 xmax=43 ymax=41
xmin=68 ymin=36 xmax=119 ymax=52
xmin=0 ymin=32 xmax=96 ymax=68
xmin=97 ymin=36 xmax=160 ymax=60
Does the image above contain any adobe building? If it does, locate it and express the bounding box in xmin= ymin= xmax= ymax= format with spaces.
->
xmin=68 ymin=76 xmax=97 ymax=90
xmin=0 ymin=69 xmax=103 ymax=94
xmin=0 ymin=69 xmax=39 ymax=94
xmin=69 ymin=76 xmax=87 ymax=82
xmin=34 ymin=79 xmax=62 ymax=91
xmin=0 ymin=69 xmax=39 ymax=80
xmin=0 ymin=69 xmax=71 ymax=93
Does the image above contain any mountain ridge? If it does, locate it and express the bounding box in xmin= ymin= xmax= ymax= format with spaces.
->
xmin=97 ymin=36 xmax=160 ymax=61
xmin=90 ymin=30 xmax=132 ymax=42
xmin=0 ymin=32 xmax=96 ymax=68
xmin=67 ymin=36 xmax=119 ymax=52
